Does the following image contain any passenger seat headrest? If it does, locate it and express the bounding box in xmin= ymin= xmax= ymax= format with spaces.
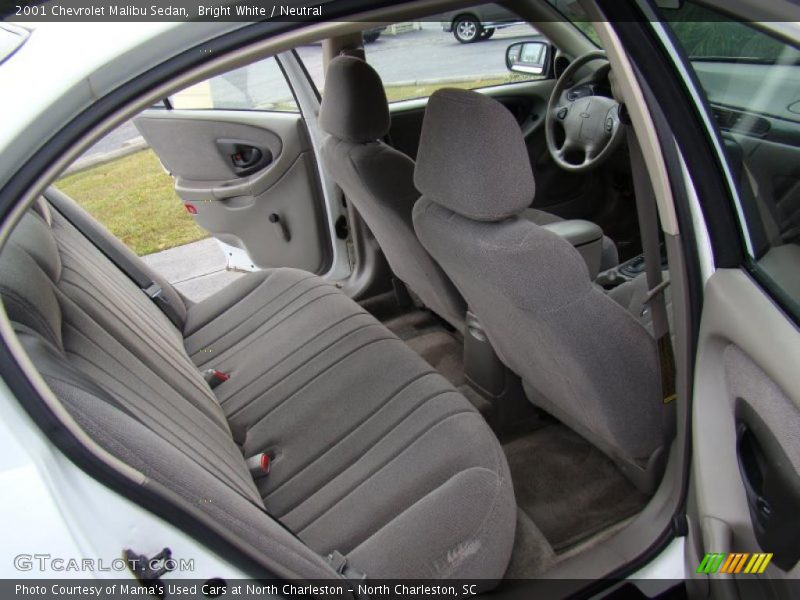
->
xmin=414 ymin=88 xmax=535 ymax=222
xmin=319 ymin=56 xmax=391 ymax=143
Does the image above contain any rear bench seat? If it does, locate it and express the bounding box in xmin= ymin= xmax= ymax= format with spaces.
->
xmin=0 ymin=193 xmax=516 ymax=581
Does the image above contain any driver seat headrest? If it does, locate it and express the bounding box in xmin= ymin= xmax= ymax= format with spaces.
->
xmin=414 ymin=88 xmax=535 ymax=222
xmin=319 ymin=56 xmax=391 ymax=143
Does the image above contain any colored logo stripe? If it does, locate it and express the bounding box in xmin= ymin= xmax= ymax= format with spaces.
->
xmin=697 ymin=553 xmax=726 ymax=574
xmin=697 ymin=553 xmax=772 ymax=574
xmin=744 ymin=553 xmax=773 ymax=574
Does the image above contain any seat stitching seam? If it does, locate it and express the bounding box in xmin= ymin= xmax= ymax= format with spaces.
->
xmin=47 ymin=372 xmax=259 ymax=501
xmin=186 ymin=278 xmax=326 ymax=352
xmin=63 ymin=327 xmax=245 ymax=469
xmin=0 ymin=285 xmax=60 ymax=346
xmin=223 ymin=318 xmax=383 ymax=413
xmin=57 ymin=276 xmax=212 ymax=400
xmin=263 ymin=374 xmax=446 ymax=502
xmin=199 ymin=289 xmax=363 ymax=369
xmin=291 ymin=410 xmax=476 ymax=533
xmin=189 ymin=286 xmax=339 ymax=364
xmin=57 ymin=237 xmax=185 ymax=332
xmin=59 ymin=298 xmax=218 ymax=418
xmin=242 ymin=337 xmax=412 ymax=431
xmin=58 ymin=262 xmax=183 ymax=349
xmin=267 ymin=386 xmax=457 ymax=510
xmin=218 ymin=312 xmax=371 ymax=406
xmin=182 ymin=269 xmax=277 ymax=335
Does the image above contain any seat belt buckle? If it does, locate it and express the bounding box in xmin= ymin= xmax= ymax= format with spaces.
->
xmin=326 ymin=550 xmax=367 ymax=588
xmin=203 ymin=369 xmax=230 ymax=389
xmin=246 ymin=453 xmax=270 ymax=478
xmin=144 ymin=283 xmax=183 ymax=329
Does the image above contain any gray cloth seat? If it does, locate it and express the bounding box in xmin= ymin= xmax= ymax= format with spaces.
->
xmin=319 ymin=56 xmax=467 ymax=331
xmin=0 ymin=195 xmax=516 ymax=580
xmin=412 ymin=89 xmax=670 ymax=492
xmin=317 ymin=58 xmax=617 ymax=334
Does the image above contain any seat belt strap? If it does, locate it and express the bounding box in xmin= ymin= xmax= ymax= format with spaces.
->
xmin=625 ymin=127 xmax=676 ymax=404
xmin=44 ymin=187 xmax=184 ymax=329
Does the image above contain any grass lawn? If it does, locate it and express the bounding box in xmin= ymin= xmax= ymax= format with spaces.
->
xmin=56 ymin=149 xmax=208 ymax=256
xmin=384 ymin=75 xmax=533 ymax=103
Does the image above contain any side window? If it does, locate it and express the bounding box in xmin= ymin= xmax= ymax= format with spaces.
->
xmin=664 ymin=2 xmax=800 ymax=316
xmin=169 ymin=56 xmax=298 ymax=112
xmin=56 ymin=124 xmax=201 ymax=258
xmin=362 ymin=4 xmax=546 ymax=104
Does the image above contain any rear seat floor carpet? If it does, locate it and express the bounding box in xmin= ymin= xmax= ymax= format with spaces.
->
xmin=361 ymin=294 xmax=465 ymax=388
xmin=503 ymin=424 xmax=648 ymax=554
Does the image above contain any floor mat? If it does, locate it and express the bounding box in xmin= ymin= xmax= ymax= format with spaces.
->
xmin=403 ymin=330 xmax=464 ymax=387
xmin=365 ymin=296 xmax=466 ymax=388
xmin=503 ymin=424 xmax=648 ymax=552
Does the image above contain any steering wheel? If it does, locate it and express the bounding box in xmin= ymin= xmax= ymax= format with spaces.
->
xmin=545 ymin=51 xmax=625 ymax=173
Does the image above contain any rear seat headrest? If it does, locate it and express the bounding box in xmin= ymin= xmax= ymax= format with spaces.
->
xmin=414 ymin=88 xmax=536 ymax=222
xmin=0 ymin=210 xmax=63 ymax=347
xmin=10 ymin=209 xmax=61 ymax=282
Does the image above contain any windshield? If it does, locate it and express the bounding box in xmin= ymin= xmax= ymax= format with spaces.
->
xmin=546 ymin=0 xmax=602 ymax=47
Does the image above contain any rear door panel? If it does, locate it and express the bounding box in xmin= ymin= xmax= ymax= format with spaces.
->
xmin=135 ymin=109 xmax=330 ymax=273
xmin=690 ymin=269 xmax=800 ymax=598
xmin=664 ymin=19 xmax=800 ymax=598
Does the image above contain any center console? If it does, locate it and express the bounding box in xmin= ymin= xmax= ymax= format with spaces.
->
xmin=540 ymin=219 xmax=605 ymax=279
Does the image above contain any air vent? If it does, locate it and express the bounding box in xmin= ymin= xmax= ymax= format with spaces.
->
xmin=554 ymin=56 xmax=571 ymax=79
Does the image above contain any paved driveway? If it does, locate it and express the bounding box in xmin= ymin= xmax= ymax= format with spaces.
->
xmin=297 ymin=22 xmax=538 ymax=88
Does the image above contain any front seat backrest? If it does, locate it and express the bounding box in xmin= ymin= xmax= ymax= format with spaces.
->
xmin=412 ymin=88 xmax=668 ymax=492
xmin=319 ymin=56 xmax=466 ymax=331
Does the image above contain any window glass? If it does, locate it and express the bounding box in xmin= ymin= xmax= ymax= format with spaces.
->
xmin=56 ymin=124 xmax=204 ymax=258
xmin=169 ymin=56 xmax=298 ymax=112
xmin=296 ymin=44 xmax=325 ymax=93
xmin=356 ymin=5 xmax=545 ymax=104
xmin=663 ymin=1 xmax=800 ymax=313
xmin=546 ymin=0 xmax=602 ymax=47
xmin=668 ymin=4 xmax=786 ymax=62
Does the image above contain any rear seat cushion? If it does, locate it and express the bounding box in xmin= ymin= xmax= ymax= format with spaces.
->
xmin=1 ymin=197 xmax=517 ymax=580
xmin=185 ymin=270 xmax=516 ymax=578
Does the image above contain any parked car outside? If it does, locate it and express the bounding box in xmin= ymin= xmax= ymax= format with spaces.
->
xmin=363 ymin=26 xmax=386 ymax=43
xmin=440 ymin=4 xmax=523 ymax=43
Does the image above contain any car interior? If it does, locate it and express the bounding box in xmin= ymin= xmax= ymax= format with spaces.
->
xmin=2 ymin=0 xmax=799 ymax=591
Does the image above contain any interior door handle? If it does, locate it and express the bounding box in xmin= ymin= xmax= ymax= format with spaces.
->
xmin=231 ymin=147 xmax=262 ymax=169
xmin=735 ymin=399 xmax=800 ymax=571
xmin=216 ymin=139 xmax=273 ymax=177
